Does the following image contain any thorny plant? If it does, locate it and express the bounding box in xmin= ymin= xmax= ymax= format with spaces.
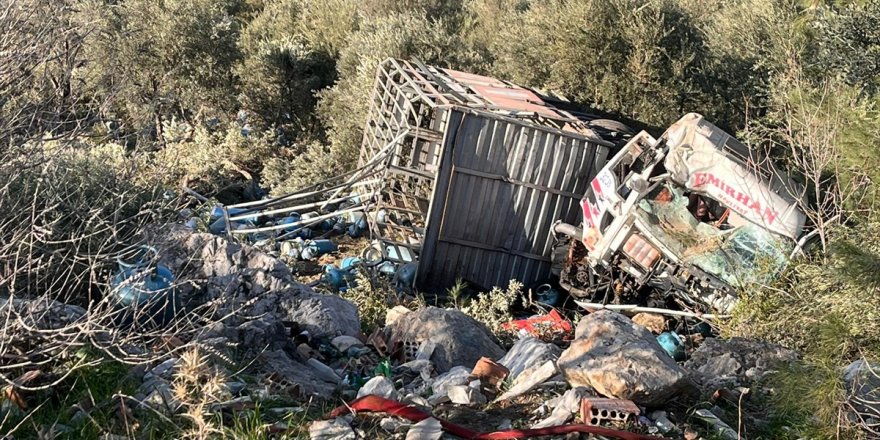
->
xmin=0 ymin=143 xmax=261 ymax=437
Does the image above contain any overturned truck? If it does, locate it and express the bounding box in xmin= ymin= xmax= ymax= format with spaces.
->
xmin=553 ymin=113 xmax=809 ymax=313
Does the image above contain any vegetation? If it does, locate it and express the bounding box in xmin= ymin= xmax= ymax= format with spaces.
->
xmin=3 ymin=0 xmax=880 ymax=438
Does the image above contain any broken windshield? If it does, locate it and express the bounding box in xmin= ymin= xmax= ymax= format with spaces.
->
xmin=635 ymin=183 xmax=791 ymax=287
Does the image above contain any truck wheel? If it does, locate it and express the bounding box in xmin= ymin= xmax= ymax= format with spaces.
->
xmin=587 ymin=119 xmax=635 ymax=135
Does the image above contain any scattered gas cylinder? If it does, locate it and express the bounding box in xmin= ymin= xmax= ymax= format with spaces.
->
xmin=657 ymin=331 xmax=685 ymax=361
xmin=534 ymin=284 xmax=560 ymax=307
xmin=110 ymin=246 xmax=178 ymax=327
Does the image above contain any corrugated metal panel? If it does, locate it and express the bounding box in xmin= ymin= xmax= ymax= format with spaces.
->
xmin=418 ymin=109 xmax=609 ymax=290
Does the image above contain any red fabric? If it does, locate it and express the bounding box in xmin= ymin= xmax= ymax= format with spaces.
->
xmin=329 ymin=395 xmax=668 ymax=440
xmin=501 ymin=309 xmax=573 ymax=339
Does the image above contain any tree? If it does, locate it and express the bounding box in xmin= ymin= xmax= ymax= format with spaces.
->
xmin=75 ymin=0 xmax=244 ymax=145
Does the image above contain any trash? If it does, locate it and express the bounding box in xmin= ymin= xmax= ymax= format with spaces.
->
xmin=357 ymin=376 xmax=397 ymax=400
xmin=557 ymin=311 xmax=691 ymax=406
xmin=501 ymin=309 xmax=573 ymax=341
xmin=380 ymin=417 xmax=409 ymax=433
xmin=309 ymin=418 xmax=356 ymax=440
xmin=648 ymin=410 xmax=679 ymax=435
xmin=496 ymin=360 xmax=557 ymax=401
xmin=302 ymin=239 xmax=337 ymax=260
xmin=656 ymin=332 xmax=686 ymax=361
xmin=580 ymin=398 xmax=641 ymax=426
xmin=110 ymin=245 xmax=178 ymax=327
xmin=498 ymin=336 xmax=562 ymax=382
xmin=405 ymin=417 xmax=443 ymax=440
xmin=693 ymin=408 xmax=739 ymax=440
xmin=447 ymin=385 xmax=487 ymax=406
xmin=427 ymin=366 xmax=471 ymax=401
xmin=532 ymin=387 xmax=590 ymax=428
xmin=470 ymin=357 xmax=509 ymax=389
xmin=328 ymin=395 xmax=667 ymax=440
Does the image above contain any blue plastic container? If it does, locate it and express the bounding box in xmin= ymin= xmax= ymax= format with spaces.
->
xmin=110 ymin=246 xmax=178 ymax=327
xmin=657 ymin=332 xmax=685 ymax=361
xmin=534 ymin=284 xmax=560 ymax=307
xmin=340 ymin=257 xmax=362 ymax=270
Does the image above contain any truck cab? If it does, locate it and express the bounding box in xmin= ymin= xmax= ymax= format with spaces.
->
xmin=556 ymin=113 xmax=808 ymax=313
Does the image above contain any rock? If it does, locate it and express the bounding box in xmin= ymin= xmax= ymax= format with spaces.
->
xmin=223 ymin=381 xmax=247 ymax=396
xmin=357 ymin=376 xmax=397 ymax=400
xmin=284 ymin=295 xmax=360 ymax=339
xmin=309 ymin=418 xmax=356 ymax=440
xmin=258 ymin=350 xmax=337 ymax=396
xmin=496 ymin=360 xmax=557 ymax=401
xmin=405 ymin=417 xmax=443 ymax=440
xmin=685 ymin=337 xmax=797 ymax=391
xmin=154 ymin=229 xmax=361 ymax=341
xmin=447 ymin=385 xmax=487 ymax=405
xmin=143 ymin=358 xmax=179 ymax=382
xmin=843 ymin=359 xmax=880 ymax=426
xmin=532 ymin=387 xmax=590 ymax=428
xmin=386 ymin=305 xmax=413 ymax=326
xmin=307 ymin=358 xmax=343 ymax=384
xmin=498 ymin=336 xmax=561 ymax=382
xmin=557 ymin=310 xmax=691 ymax=406
xmin=632 ymin=313 xmax=666 ymax=334
xmin=388 ymin=307 xmax=504 ymax=372
xmin=331 ymin=335 xmax=364 ymax=353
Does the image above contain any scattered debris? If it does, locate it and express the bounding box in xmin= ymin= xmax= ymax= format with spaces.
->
xmin=329 ymin=395 xmax=666 ymax=440
xmin=498 ymin=336 xmax=562 ymax=382
xmin=405 ymin=417 xmax=443 ymax=440
xmin=496 ymin=360 xmax=558 ymax=402
xmin=532 ymin=386 xmax=590 ymax=428
xmin=581 ymin=397 xmax=641 ymax=425
xmin=694 ymin=408 xmax=739 ymax=440
xmin=309 ymin=417 xmax=357 ymax=440
xmin=357 ymin=376 xmax=397 ymax=400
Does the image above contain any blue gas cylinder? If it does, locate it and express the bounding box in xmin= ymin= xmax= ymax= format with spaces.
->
xmin=110 ymin=246 xmax=178 ymax=327
xmin=657 ymin=332 xmax=685 ymax=361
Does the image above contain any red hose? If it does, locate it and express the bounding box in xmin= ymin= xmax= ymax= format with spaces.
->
xmin=328 ymin=395 xmax=668 ymax=440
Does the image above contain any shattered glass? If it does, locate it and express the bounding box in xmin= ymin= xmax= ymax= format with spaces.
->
xmin=635 ymin=183 xmax=791 ymax=287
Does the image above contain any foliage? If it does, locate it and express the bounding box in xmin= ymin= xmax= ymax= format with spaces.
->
xmin=339 ymin=271 xmax=400 ymax=332
xmin=461 ymin=280 xmax=521 ymax=343
xmin=75 ymin=0 xmax=245 ymax=142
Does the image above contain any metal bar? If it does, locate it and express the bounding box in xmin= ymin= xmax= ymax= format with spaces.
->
xmin=438 ymin=237 xmax=550 ymax=262
xmin=451 ymin=165 xmax=582 ymax=200
xmin=573 ymin=301 xmax=731 ymax=320
xmin=230 ymin=206 xmax=364 ymax=235
xmin=227 ymin=192 xmax=377 ymax=222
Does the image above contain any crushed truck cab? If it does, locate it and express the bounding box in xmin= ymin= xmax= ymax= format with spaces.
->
xmin=555 ymin=113 xmax=807 ymax=313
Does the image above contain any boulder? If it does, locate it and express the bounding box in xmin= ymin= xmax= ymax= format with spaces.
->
xmin=498 ymin=336 xmax=561 ymax=382
xmin=258 ymin=350 xmax=338 ymax=396
xmin=684 ymin=337 xmax=797 ymax=391
xmin=388 ymin=307 xmax=505 ymax=372
xmin=152 ymin=229 xmax=360 ymax=340
xmin=557 ymin=310 xmax=691 ymax=406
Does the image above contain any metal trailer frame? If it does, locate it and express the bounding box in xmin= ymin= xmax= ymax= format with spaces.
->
xmin=358 ymin=59 xmax=613 ymax=291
